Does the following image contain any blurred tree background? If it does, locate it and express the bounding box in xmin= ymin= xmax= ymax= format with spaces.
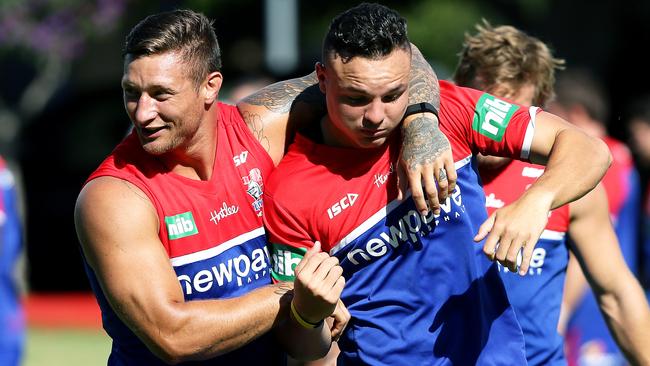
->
xmin=0 ymin=0 xmax=647 ymax=292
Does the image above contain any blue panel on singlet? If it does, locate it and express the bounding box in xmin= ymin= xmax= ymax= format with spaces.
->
xmin=172 ymin=234 xmax=273 ymax=300
xmin=499 ymin=236 xmax=569 ymax=366
xmin=331 ymin=161 xmax=527 ymax=366
xmin=82 ymin=233 xmax=283 ymax=366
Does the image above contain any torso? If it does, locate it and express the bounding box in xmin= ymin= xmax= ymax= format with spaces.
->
xmin=265 ymin=81 xmax=537 ymax=365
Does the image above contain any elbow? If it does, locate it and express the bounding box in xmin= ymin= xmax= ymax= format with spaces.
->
xmin=145 ymin=323 xmax=233 ymax=364
xmin=594 ymin=137 xmax=612 ymax=172
xmin=578 ymin=133 xmax=612 ymax=190
xmin=140 ymin=318 xmax=204 ymax=364
xmin=149 ymin=335 xmax=193 ymax=365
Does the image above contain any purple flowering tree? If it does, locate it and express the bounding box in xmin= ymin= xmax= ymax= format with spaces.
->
xmin=0 ymin=0 xmax=128 ymax=156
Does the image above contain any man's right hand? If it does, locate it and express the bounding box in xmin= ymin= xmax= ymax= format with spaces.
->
xmin=292 ymin=241 xmax=346 ymax=325
xmin=398 ymin=117 xmax=456 ymax=216
xmin=474 ymin=189 xmax=552 ymax=275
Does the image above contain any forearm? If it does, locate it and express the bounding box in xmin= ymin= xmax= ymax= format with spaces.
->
xmin=402 ymin=43 xmax=443 ymax=156
xmin=528 ymin=127 xmax=611 ymax=209
xmin=558 ymin=253 xmax=589 ymax=333
xmin=401 ymin=44 xmax=444 ymax=159
xmin=399 ymin=44 xmax=455 ymax=214
xmin=240 ymin=72 xmax=319 ymax=115
xmin=596 ymin=273 xmax=650 ymax=365
xmin=123 ymin=283 xmax=292 ymax=363
xmin=407 ymin=43 xmax=440 ymax=108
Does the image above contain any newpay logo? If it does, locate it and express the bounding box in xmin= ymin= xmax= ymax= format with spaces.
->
xmin=165 ymin=211 xmax=199 ymax=240
xmin=472 ymin=94 xmax=519 ymax=142
xmin=177 ymin=246 xmax=271 ymax=294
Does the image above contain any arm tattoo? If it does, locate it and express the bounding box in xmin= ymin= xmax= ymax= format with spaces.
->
xmin=240 ymin=71 xmax=325 ymax=150
xmin=240 ymin=110 xmax=271 ymax=153
xmin=401 ymin=44 xmax=448 ymax=170
xmin=408 ymin=44 xmax=440 ymax=108
xmin=402 ymin=115 xmax=450 ymax=171
xmin=121 ymin=179 xmax=151 ymax=203
xmin=241 ymin=72 xmax=320 ymax=114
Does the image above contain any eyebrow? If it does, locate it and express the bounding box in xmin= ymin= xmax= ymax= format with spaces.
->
xmin=121 ymin=79 xmax=135 ymax=88
xmin=343 ymin=84 xmax=407 ymax=95
xmin=120 ymin=81 xmax=176 ymax=94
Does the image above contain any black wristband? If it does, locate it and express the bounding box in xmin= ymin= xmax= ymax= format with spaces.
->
xmin=404 ymin=102 xmax=439 ymax=119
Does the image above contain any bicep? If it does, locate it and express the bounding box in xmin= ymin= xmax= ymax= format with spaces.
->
xmin=75 ymin=178 xmax=184 ymax=332
xmin=528 ymin=111 xmax=573 ymax=164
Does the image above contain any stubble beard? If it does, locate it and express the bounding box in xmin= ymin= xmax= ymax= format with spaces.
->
xmin=140 ymin=132 xmax=184 ymax=156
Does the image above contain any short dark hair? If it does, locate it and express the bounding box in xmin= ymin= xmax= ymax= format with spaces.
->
xmin=123 ymin=9 xmax=221 ymax=87
xmin=322 ymin=3 xmax=410 ymax=64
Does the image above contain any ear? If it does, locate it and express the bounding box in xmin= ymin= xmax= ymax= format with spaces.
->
xmin=315 ymin=62 xmax=327 ymax=94
xmin=203 ymin=71 xmax=223 ymax=104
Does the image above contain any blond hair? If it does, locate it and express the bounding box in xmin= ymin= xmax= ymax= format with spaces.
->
xmin=453 ymin=20 xmax=564 ymax=106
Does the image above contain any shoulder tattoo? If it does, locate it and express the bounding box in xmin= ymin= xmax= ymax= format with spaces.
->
xmin=240 ymin=110 xmax=271 ymax=153
xmin=241 ymin=73 xmax=319 ymax=114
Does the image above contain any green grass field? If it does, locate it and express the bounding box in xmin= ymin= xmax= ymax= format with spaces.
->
xmin=24 ymin=327 xmax=111 ymax=366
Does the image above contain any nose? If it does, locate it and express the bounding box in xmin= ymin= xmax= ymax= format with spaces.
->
xmin=133 ymin=94 xmax=157 ymax=124
xmin=363 ymin=99 xmax=385 ymax=127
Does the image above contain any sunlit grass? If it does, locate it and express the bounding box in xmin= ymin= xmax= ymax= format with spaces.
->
xmin=24 ymin=327 xmax=111 ymax=366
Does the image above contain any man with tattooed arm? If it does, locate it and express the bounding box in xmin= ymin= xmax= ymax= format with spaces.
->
xmin=263 ymin=3 xmax=612 ymax=364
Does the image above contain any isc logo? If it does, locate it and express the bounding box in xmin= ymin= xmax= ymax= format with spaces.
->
xmin=327 ymin=193 xmax=359 ymax=219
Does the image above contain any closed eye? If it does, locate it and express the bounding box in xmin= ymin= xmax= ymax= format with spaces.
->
xmin=123 ymin=86 xmax=140 ymax=100
xmin=152 ymin=91 xmax=172 ymax=101
xmin=382 ymin=89 xmax=406 ymax=103
xmin=343 ymin=95 xmax=370 ymax=106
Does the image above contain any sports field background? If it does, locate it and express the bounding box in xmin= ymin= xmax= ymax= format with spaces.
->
xmin=22 ymin=294 xmax=110 ymax=366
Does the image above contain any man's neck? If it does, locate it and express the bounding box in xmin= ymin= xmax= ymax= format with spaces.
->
xmin=159 ymin=106 xmax=219 ymax=181
xmin=320 ymin=115 xmax=357 ymax=148
xmin=297 ymin=115 xmax=326 ymax=144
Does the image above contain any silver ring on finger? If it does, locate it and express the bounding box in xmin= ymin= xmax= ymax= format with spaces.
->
xmin=439 ymin=168 xmax=447 ymax=181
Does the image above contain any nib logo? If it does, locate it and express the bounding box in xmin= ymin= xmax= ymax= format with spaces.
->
xmin=165 ymin=212 xmax=199 ymax=240
xmin=473 ymin=94 xmax=519 ymax=142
